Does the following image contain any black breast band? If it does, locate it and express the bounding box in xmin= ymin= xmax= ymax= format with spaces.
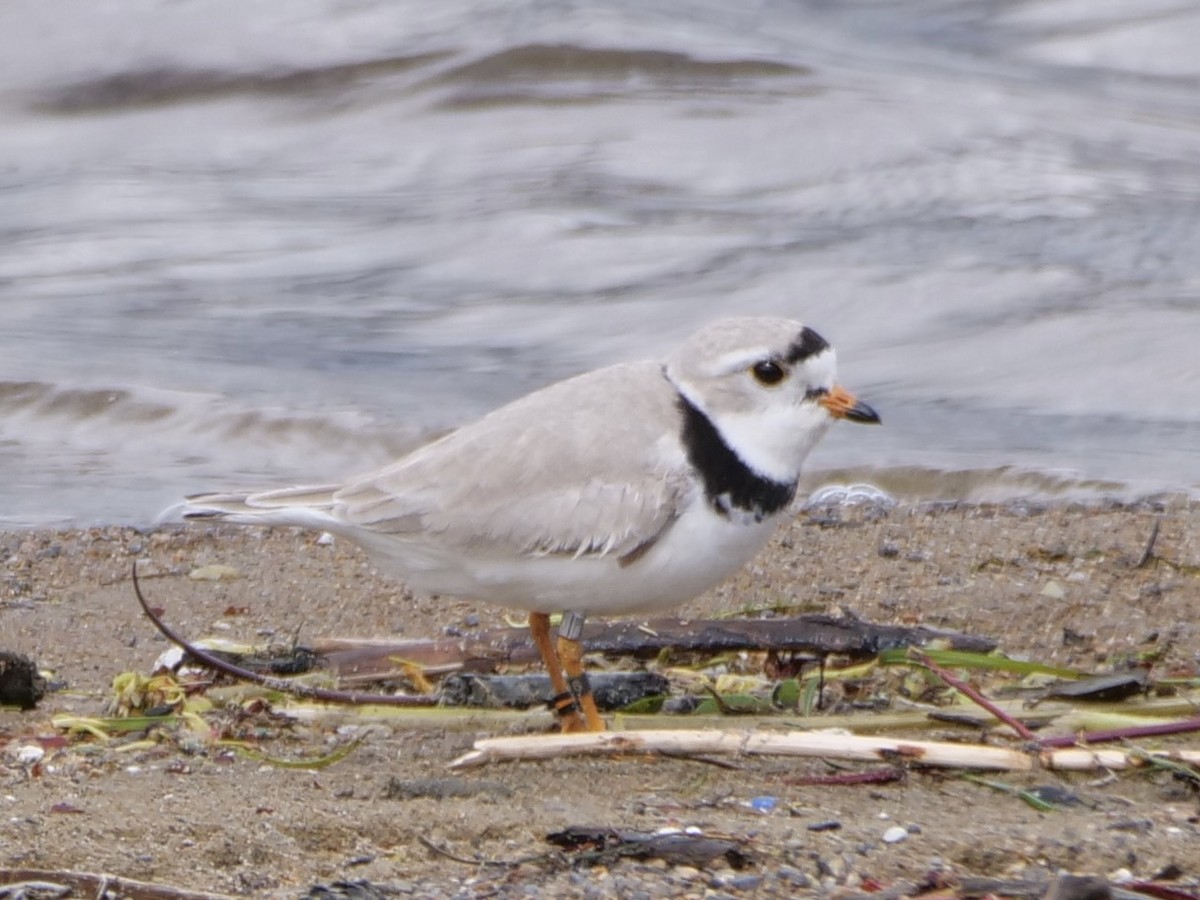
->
xmin=676 ymin=392 xmax=796 ymax=521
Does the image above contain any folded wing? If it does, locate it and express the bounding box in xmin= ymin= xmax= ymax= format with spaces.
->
xmin=188 ymin=360 xmax=693 ymax=564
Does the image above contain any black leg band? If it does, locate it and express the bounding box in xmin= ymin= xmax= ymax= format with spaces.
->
xmin=567 ymin=671 xmax=592 ymax=701
xmin=548 ymin=691 xmax=580 ymax=718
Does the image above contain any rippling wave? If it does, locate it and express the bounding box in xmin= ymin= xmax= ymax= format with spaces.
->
xmin=2 ymin=1 xmax=1198 ymax=524
xmin=0 ymin=380 xmax=420 ymax=526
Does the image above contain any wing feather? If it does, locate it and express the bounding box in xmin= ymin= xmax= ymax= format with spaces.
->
xmin=332 ymin=360 xmax=692 ymax=560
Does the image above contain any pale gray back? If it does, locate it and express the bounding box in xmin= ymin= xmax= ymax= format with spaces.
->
xmin=332 ymin=360 xmax=694 ymax=560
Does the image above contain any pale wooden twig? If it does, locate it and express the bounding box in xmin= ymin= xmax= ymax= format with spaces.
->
xmin=447 ymin=728 xmax=1200 ymax=773
xmin=1043 ymin=746 xmax=1200 ymax=771
xmin=448 ymin=729 xmax=1033 ymax=770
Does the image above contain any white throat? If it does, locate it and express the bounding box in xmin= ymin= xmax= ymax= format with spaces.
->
xmin=708 ymin=403 xmax=833 ymax=484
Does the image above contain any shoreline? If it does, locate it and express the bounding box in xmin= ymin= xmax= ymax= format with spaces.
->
xmin=4 ymin=463 xmax=1196 ymax=533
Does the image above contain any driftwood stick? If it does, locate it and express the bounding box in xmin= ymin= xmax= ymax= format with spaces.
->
xmin=313 ymin=615 xmax=997 ymax=680
xmin=0 ymin=868 xmax=233 ymax=900
xmin=447 ymin=728 xmax=1200 ymax=772
xmin=1043 ymin=746 xmax=1200 ymax=771
xmin=448 ymin=729 xmax=1034 ymax=771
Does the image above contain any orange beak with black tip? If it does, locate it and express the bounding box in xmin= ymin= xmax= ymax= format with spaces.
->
xmin=820 ymin=385 xmax=881 ymax=425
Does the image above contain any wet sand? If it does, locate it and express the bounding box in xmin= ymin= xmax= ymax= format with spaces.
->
xmin=2 ymin=499 xmax=1199 ymax=897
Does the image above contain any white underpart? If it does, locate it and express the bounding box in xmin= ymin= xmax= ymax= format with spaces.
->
xmin=347 ymin=490 xmax=781 ymax=617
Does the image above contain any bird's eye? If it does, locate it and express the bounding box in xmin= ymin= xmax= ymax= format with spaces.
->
xmin=751 ymin=360 xmax=787 ymax=386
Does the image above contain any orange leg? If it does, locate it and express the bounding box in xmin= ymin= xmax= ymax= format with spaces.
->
xmin=529 ymin=612 xmax=585 ymax=732
xmin=556 ymin=611 xmax=605 ymax=732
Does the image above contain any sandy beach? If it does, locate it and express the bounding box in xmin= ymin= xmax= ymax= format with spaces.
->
xmin=2 ymin=499 xmax=1199 ymax=897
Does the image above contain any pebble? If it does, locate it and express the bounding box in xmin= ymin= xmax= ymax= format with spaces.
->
xmin=882 ymin=825 xmax=909 ymax=843
xmin=1107 ymin=818 xmax=1153 ymax=834
xmin=818 ymin=855 xmax=849 ymax=879
xmin=1039 ymin=580 xmax=1066 ymax=599
xmin=776 ymin=865 xmax=811 ymax=888
xmin=188 ymin=563 xmax=240 ymax=581
xmin=725 ymin=874 xmax=763 ymax=891
xmin=14 ymin=745 xmax=44 ymax=765
xmin=807 ymin=819 xmax=842 ymax=832
xmin=611 ymin=877 xmax=651 ymax=900
xmin=152 ymin=646 xmax=186 ymax=673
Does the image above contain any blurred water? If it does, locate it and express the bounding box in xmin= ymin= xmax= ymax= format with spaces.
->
xmin=1 ymin=0 xmax=1198 ymax=526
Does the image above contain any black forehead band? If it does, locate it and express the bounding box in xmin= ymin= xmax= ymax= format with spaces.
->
xmin=784 ymin=327 xmax=830 ymax=364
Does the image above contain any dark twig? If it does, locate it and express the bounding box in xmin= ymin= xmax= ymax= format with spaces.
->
xmin=416 ymin=835 xmax=557 ymax=869
xmin=658 ymin=750 xmax=744 ymax=770
xmin=417 ymin=835 xmax=510 ymax=867
xmin=699 ymin=683 xmax=768 ymax=717
xmin=913 ymin=651 xmax=1039 ymax=742
xmin=1137 ymin=518 xmax=1162 ymax=568
xmin=785 ymin=767 xmax=905 ymax=787
xmin=700 ymin=683 xmax=741 ymax=715
xmin=131 ymin=562 xmax=433 ymax=707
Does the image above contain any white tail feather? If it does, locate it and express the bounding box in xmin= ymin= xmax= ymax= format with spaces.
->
xmin=183 ymin=484 xmax=342 ymax=530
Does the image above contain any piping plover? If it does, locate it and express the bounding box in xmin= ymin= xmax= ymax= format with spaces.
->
xmin=184 ymin=317 xmax=879 ymax=731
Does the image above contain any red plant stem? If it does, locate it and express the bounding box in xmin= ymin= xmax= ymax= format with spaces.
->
xmin=1038 ymin=717 xmax=1200 ymax=749
xmin=1123 ymin=881 xmax=1200 ymax=900
xmin=914 ymin=651 xmax=1039 ymax=742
